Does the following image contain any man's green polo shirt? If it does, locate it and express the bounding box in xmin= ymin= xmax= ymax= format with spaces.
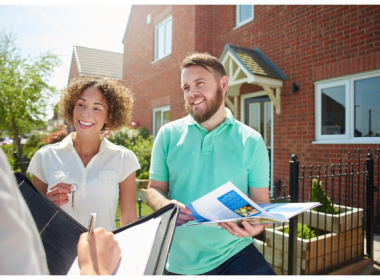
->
xmin=149 ymin=108 xmax=269 ymax=275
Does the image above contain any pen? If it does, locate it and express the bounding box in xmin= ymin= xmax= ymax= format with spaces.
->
xmin=87 ymin=213 xmax=97 ymax=241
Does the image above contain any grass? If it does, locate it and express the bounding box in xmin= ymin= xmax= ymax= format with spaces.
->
xmin=115 ymin=201 xmax=154 ymax=228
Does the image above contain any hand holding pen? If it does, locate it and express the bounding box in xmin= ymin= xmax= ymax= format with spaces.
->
xmin=77 ymin=213 xmax=121 ymax=275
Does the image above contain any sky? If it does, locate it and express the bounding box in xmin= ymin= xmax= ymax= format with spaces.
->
xmin=0 ymin=1 xmax=132 ymax=119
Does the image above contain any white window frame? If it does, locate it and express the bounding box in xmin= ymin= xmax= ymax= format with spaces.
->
xmin=234 ymin=5 xmax=254 ymax=29
xmin=153 ymin=14 xmax=172 ymax=63
xmin=314 ymin=69 xmax=380 ymax=144
xmin=152 ymin=105 xmax=170 ymax=137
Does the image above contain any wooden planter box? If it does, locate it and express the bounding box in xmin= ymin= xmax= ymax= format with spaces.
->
xmin=254 ymin=221 xmax=364 ymax=275
xmin=297 ymin=205 xmax=364 ymax=234
xmin=135 ymin=179 xmax=149 ymax=203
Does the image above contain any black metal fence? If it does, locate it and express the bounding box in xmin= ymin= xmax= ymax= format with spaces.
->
xmin=255 ymin=148 xmax=379 ymax=275
xmin=13 ymin=151 xmax=30 ymax=174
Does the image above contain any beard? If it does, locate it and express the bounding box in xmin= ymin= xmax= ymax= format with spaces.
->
xmin=185 ymin=85 xmax=224 ymax=124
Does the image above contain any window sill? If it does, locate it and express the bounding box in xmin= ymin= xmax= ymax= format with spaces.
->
xmin=233 ymin=17 xmax=254 ymax=30
xmin=152 ymin=53 xmax=171 ymax=64
xmin=312 ymin=138 xmax=380 ymax=144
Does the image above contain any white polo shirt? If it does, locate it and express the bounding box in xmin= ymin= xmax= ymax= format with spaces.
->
xmin=27 ymin=133 xmax=140 ymax=232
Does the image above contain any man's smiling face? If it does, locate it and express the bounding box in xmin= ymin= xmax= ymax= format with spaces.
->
xmin=181 ymin=65 xmax=224 ymax=124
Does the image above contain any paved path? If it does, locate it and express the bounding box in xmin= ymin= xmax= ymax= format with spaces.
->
xmin=358 ymin=232 xmax=380 ymax=275
xmin=364 ymin=232 xmax=380 ymax=260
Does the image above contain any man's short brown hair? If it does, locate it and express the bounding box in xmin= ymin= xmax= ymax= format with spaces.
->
xmin=180 ymin=52 xmax=227 ymax=80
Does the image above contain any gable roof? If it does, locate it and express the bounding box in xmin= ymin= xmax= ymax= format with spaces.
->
xmin=221 ymin=44 xmax=286 ymax=81
xmin=73 ymin=46 xmax=123 ymax=80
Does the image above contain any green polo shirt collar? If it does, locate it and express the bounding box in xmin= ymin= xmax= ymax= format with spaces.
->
xmin=183 ymin=108 xmax=235 ymax=154
xmin=183 ymin=107 xmax=235 ymax=127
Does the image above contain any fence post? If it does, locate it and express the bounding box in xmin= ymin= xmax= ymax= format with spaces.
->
xmin=288 ymin=154 xmax=299 ymax=275
xmin=366 ymin=151 xmax=374 ymax=260
xmin=137 ymin=198 xmax=142 ymax=219
xmin=13 ymin=152 xmax=18 ymax=171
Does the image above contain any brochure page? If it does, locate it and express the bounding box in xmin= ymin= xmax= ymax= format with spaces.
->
xmin=179 ymin=181 xmax=320 ymax=228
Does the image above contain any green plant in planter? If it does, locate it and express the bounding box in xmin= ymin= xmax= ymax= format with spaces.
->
xmin=284 ymin=223 xmax=317 ymax=239
xmin=310 ymin=179 xmax=339 ymax=215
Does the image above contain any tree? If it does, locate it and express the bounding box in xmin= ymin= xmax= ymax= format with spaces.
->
xmin=0 ymin=29 xmax=61 ymax=154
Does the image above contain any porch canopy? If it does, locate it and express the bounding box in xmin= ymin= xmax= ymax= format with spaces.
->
xmin=219 ymin=44 xmax=287 ymax=115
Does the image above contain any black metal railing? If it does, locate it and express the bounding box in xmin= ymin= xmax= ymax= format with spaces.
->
xmin=256 ymin=148 xmax=378 ymax=275
xmin=13 ymin=151 xmax=30 ymax=174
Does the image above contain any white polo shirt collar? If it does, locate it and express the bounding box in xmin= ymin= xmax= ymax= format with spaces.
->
xmin=56 ymin=133 xmax=117 ymax=152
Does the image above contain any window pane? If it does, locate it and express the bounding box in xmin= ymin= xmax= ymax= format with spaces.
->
xmin=163 ymin=111 xmax=170 ymax=125
xmin=164 ymin=19 xmax=172 ymax=56
xmin=321 ymin=86 xmax=346 ymax=135
xmin=239 ymin=5 xmax=253 ymax=23
xmin=155 ymin=111 xmax=162 ymax=136
xmin=249 ymin=103 xmax=260 ymax=132
xmin=157 ymin=25 xmax=164 ymax=59
xmin=354 ymin=76 xmax=380 ymax=137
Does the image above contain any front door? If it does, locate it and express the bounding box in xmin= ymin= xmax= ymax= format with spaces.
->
xmin=244 ymin=96 xmax=272 ymax=190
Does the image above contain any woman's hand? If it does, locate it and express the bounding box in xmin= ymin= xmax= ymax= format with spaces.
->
xmin=46 ymin=182 xmax=73 ymax=207
xmin=78 ymin=228 xmax=121 ymax=275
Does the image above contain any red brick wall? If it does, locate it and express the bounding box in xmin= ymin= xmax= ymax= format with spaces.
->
xmin=68 ymin=52 xmax=79 ymax=84
xmin=211 ymin=5 xmax=380 ymax=193
xmin=123 ymin=5 xmax=380 ymax=206
xmin=123 ymin=5 xmax=197 ymax=133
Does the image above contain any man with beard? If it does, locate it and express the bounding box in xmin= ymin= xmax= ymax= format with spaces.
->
xmin=147 ymin=53 xmax=275 ymax=275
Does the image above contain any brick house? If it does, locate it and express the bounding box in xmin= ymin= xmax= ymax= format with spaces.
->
xmin=122 ymin=5 xmax=380 ymax=196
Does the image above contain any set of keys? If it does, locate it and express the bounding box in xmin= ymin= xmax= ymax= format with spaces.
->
xmin=71 ymin=183 xmax=78 ymax=211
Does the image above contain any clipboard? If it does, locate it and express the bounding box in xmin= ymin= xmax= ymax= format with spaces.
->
xmin=14 ymin=172 xmax=179 ymax=275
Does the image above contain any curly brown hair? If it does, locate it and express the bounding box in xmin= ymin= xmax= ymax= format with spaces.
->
xmin=59 ymin=76 xmax=134 ymax=132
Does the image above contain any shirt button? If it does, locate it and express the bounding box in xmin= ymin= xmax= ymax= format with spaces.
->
xmin=207 ymin=135 xmax=210 ymax=137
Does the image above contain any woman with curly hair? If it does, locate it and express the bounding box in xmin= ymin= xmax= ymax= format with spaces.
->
xmin=27 ymin=77 xmax=140 ymax=231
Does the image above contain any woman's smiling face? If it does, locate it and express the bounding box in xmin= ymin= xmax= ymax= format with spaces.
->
xmin=73 ymin=87 xmax=108 ymax=136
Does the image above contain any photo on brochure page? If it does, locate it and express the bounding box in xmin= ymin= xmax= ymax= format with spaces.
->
xmin=234 ymin=204 xmax=259 ymax=217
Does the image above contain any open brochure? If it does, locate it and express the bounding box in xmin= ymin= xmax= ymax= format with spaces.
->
xmin=178 ymin=181 xmax=321 ymax=228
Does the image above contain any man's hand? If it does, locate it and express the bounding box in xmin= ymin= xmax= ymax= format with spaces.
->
xmin=147 ymin=180 xmax=194 ymax=226
xmin=163 ymin=199 xmax=194 ymax=226
xmin=218 ymin=220 xmax=267 ymax=238
xmin=77 ymin=228 xmax=121 ymax=275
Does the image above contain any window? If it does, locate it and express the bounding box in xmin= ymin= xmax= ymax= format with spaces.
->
xmin=314 ymin=70 xmax=380 ymax=143
xmin=154 ymin=15 xmax=172 ymax=61
xmin=153 ymin=105 xmax=170 ymax=137
xmin=235 ymin=5 xmax=254 ymax=28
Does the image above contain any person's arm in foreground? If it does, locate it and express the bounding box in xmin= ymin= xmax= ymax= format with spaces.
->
xmin=219 ymin=187 xmax=270 ymax=237
xmin=77 ymin=228 xmax=121 ymax=275
xmin=147 ymin=180 xmax=194 ymax=226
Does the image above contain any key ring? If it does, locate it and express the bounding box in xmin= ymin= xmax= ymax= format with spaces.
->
xmin=71 ymin=183 xmax=78 ymax=192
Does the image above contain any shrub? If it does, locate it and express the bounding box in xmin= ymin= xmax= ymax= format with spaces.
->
xmin=23 ymin=133 xmax=43 ymax=150
xmin=1 ymin=144 xmax=21 ymax=172
xmin=107 ymin=126 xmax=149 ymax=146
xmin=107 ymin=126 xmax=153 ymax=180
xmin=43 ymin=126 xmax=68 ymax=145
xmin=284 ymin=223 xmax=317 ymax=239
xmin=23 ymin=133 xmax=45 ymax=160
xmin=125 ymin=135 xmax=154 ymax=179
xmin=310 ymin=179 xmax=339 ymax=215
